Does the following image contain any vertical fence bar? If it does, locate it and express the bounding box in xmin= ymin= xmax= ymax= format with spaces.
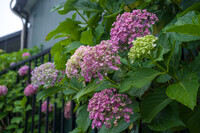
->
xmin=45 ymin=97 xmax=50 ymax=133
xmin=25 ymin=61 xmax=31 ymax=133
xmin=71 ymin=100 xmax=76 ymax=130
xmin=94 ymin=128 xmax=98 ymax=133
xmin=53 ymin=94 xmax=57 ymax=133
xmin=31 ymin=58 xmax=37 ymax=133
xmin=38 ymin=55 xmax=44 ymax=133
xmin=61 ymin=98 xmax=65 ymax=133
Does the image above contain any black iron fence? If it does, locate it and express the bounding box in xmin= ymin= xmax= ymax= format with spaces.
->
xmin=0 ymin=48 xmax=76 ymax=133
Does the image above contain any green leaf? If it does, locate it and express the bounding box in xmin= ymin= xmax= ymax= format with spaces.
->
xmin=170 ymin=32 xmax=200 ymax=42
xmin=25 ymin=104 xmax=32 ymax=111
xmin=21 ymin=96 xmax=27 ymax=108
xmin=50 ymin=2 xmax=65 ymax=12
xmin=11 ymin=117 xmax=23 ymax=124
xmin=46 ymin=19 xmax=81 ymax=41
xmin=36 ymin=87 xmax=65 ymax=101
xmin=148 ymin=103 xmax=185 ymax=131
xmin=58 ymin=0 xmax=102 ymax=15
xmin=74 ymin=80 xmax=102 ymax=101
xmin=154 ymin=45 xmax=164 ymax=61
xmin=0 ymin=112 xmax=7 ymax=120
xmin=58 ymin=0 xmax=77 ymax=15
xmin=64 ymin=41 xmax=84 ymax=54
xmin=0 ymin=102 xmax=4 ymax=109
xmin=94 ymin=24 xmax=104 ymax=44
xmin=63 ymin=89 xmax=77 ymax=95
xmin=69 ymin=128 xmax=84 ymax=133
xmin=166 ymin=24 xmax=200 ymax=36
xmin=127 ymin=82 xmax=151 ymax=97
xmin=119 ymin=68 xmax=161 ymax=92
xmin=7 ymin=124 xmax=18 ymax=129
xmin=156 ymin=74 xmax=171 ymax=83
xmin=76 ymin=105 xmax=91 ymax=131
xmin=80 ymin=28 xmax=94 ymax=45
xmin=187 ymin=54 xmax=200 ymax=79
xmin=99 ymin=113 xmax=141 ymax=133
xmin=166 ymin=72 xmax=199 ymax=110
xmin=88 ymin=13 xmax=102 ymax=27
xmin=180 ymin=3 xmax=200 ymax=17
xmin=141 ymin=89 xmax=172 ymax=123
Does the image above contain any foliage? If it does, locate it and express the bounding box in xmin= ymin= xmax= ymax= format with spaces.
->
xmin=45 ymin=0 xmax=200 ymax=132
xmin=1 ymin=0 xmax=200 ymax=132
xmin=0 ymin=46 xmax=40 ymax=72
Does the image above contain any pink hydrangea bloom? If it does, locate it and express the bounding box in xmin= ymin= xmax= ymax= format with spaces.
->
xmin=110 ymin=9 xmax=158 ymax=49
xmin=87 ymin=88 xmax=133 ymax=129
xmin=64 ymin=101 xmax=71 ymax=119
xmin=24 ymin=84 xmax=37 ymax=96
xmin=0 ymin=85 xmax=8 ymax=96
xmin=19 ymin=65 xmax=29 ymax=76
xmin=66 ymin=40 xmax=120 ymax=82
xmin=22 ymin=52 xmax=31 ymax=57
xmin=31 ymin=62 xmax=62 ymax=88
xmin=41 ymin=101 xmax=53 ymax=113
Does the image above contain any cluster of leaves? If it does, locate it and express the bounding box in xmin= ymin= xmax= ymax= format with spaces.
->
xmin=2 ymin=0 xmax=200 ymax=133
xmin=42 ymin=0 xmax=200 ymax=132
xmin=0 ymin=46 xmax=40 ymax=72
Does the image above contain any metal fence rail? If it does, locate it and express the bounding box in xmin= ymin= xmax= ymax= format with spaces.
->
xmin=0 ymin=48 xmax=76 ymax=133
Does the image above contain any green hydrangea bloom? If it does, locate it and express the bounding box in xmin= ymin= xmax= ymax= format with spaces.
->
xmin=128 ymin=35 xmax=157 ymax=60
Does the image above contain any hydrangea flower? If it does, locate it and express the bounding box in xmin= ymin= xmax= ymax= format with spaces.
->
xmin=31 ymin=62 xmax=61 ymax=88
xmin=64 ymin=101 xmax=71 ymax=119
xmin=41 ymin=101 xmax=53 ymax=113
xmin=66 ymin=46 xmax=89 ymax=79
xmin=87 ymin=88 xmax=133 ymax=129
xmin=22 ymin=52 xmax=31 ymax=57
xmin=110 ymin=9 xmax=158 ymax=49
xmin=66 ymin=40 xmax=120 ymax=82
xmin=24 ymin=84 xmax=37 ymax=96
xmin=128 ymin=35 xmax=157 ymax=60
xmin=0 ymin=85 xmax=8 ymax=96
xmin=19 ymin=65 xmax=29 ymax=76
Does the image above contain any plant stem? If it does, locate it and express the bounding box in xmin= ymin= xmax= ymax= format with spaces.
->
xmin=103 ymin=4 xmax=112 ymax=14
xmin=149 ymin=55 xmax=179 ymax=82
xmin=104 ymin=76 xmax=117 ymax=85
xmin=60 ymin=83 xmax=79 ymax=92
xmin=76 ymin=10 xmax=88 ymax=23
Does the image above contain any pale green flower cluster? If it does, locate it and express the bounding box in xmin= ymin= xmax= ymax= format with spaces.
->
xmin=128 ymin=35 xmax=157 ymax=60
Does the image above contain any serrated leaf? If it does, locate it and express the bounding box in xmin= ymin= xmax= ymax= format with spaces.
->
xmin=58 ymin=0 xmax=77 ymax=15
xmin=166 ymin=24 xmax=200 ymax=36
xmin=80 ymin=28 xmax=94 ymax=45
xmin=76 ymin=105 xmax=91 ymax=131
xmin=46 ymin=19 xmax=81 ymax=41
xmin=141 ymin=89 xmax=172 ymax=123
xmin=166 ymin=72 xmax=199 ymax=110
xmin=74 ymin=80 xmax=102 ymax=101
xmin=148 ymin=103 xmax=185 ymax=131
xmin=120 ymin=68 xmax=161 ymax=92
xmin=64 ymin=41 xmax=83 ymax=54
xmin=36 ymin=87 xmax=65 ymax=101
